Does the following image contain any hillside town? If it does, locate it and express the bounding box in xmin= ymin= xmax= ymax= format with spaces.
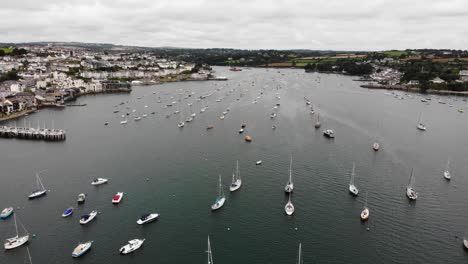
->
xmin=0 ymin=44 xmax=214 ymax=121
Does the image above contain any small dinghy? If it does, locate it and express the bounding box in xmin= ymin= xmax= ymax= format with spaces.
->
xmin=0 ymin=207 xmax=13 ymax=219
xmin=112 ymin=192 xmax=124 ymax=204
xmin=62 ymin=207 xmax=74 ymax=217
xmin=136 ymin=213 xmax=159 ymax=225
xmin=77 ymin=193 xmax=86 ymax=204
xmin=91 ymin=178 xmax=108 ymax=186
xmin=79 ymin=210 xmax=97 ymax=225
xmin=120 ymin=239 xmax=145 ymax=254
xmin=72 ymin=241 xmax=93 ymax=258
xmin=256 ymin=160 xmax=262 ymax=165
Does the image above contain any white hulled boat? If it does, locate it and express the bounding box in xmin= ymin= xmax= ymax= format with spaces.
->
xmin=72 ymin=241 xmax=93 ymax=258
xmin=211 ymin=175 xmax=226 ymax=211
xmin=137 ymin=213 xmax=159 ymax=225
xmin=112 ymin=192 xmax=124 ymax=204
xmin=79 ymin=210 xmax=97 ymax=225
xmin=416 ymin=113 xmax=426 ymax=131
xmin=406 ymin=169 xmax=418 ymax=200
xmin=284 ymin=155 xmax=294 ymax=193
xmin=360 ymin=192 xmax=369 ymax=221
xmin=91 ymin=178 xmax=108 ymax=185
xmin=119 ymin=239 xmax=145 ymax=254
xmin=284 ymin=192 xmax=295 ymax=216
xmin=28 ymin=171 xmax=47 ymax=199
xmin=349 ymin=162 xmax=359 ymax=196
xmin=4 ymin=214 xmax=29 ymax=250
xmin=229 ymin=160 xmax=242 ymax=192
xmin=443 ymin=159 xmax=451 ymax=180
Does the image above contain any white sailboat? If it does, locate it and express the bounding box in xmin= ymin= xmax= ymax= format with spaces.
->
xmin=349 ymin=162 xmax=359 ymax=196
xmin=406 ymin=169 xmax=418 ymax=200
xmin=360 ymin=192 xmax=369 ymax=221
xmin=296 ymin=243 xmax=303 ymax=264
xmin=28 ymin=171 xmax=47 ymax=199
xmin=416 ymin=113 xmax=426 ymax=131
xmin=211 ymin=175 xmax=226 ymax=211
xmin=229 ymin=160 xmax=242 ymax=192
xmin=284 ymin=192 xmax=295 ymax=215
xmin=207 ymin=236 xmax=214 ymax=264
xmin=4 ymin=214 xmax=29 ymax=250
xmin=284 ymin=156 xmax=294 ymax=193
xmin=443 ymin=159 xmax=451 ymax=180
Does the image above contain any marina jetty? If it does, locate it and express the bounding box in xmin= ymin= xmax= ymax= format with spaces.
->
xmin=0 ymin=125 xmax=66 ymax=141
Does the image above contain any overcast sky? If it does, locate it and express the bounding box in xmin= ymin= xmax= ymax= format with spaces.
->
xmin=1 ymin=0 xmax=467 ymax=50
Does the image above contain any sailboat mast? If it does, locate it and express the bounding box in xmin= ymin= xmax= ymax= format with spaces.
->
xmin=409 ymin=168 xmax=414 ymax=187
xmin=14 ymin=214 xmax=19 ymax=237
xmin=218 ymin=175 xmax=223 ymax=197
xmin=351 ymin=162 xmax=356 ymax=185
xmin=297 ymin=243 xmax=302 ymax=264
xmin=207 ymin=236 xmax=213 ymax=264
xmin=236 ymin=160 xmax=240 ymax=180
xmin=27 ymin=247 xmax=32 ymax=264
xmin=289 ymin=155 xmax=293 ymax=183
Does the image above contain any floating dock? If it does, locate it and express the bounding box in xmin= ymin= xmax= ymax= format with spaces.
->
xmin=0 ymin=126 xmax=66 ymax=141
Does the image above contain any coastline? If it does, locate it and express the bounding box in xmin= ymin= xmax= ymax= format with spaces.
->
xmin=360 ymin=84 xmax=468 ymax=97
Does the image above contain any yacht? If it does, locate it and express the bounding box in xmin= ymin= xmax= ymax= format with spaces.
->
xmin=72 ymin=241 xmax=93 ymax=258
xmin=406 ymin=169 xmax=418 ymax=200
xmin=349 ymin=162 xmax=359 ymax=196
xmin=91 ymin=178 xmax=108 ymax=185
xmin=120 ymin=120 xmax=128 ymax=124
xmin=416 ymin=113 xmax=426 ymax=131
xmin=323 ymin=129 xmax=335 ymax=138
xmin=360 ymin=192 xmax=369 ymax=221
xmin=256 ymin=160 xmax=262 ymax=165
xmin=28 ymin=172 xmax=47 ymax=199
xmin=79 ymin=210 xmax=98 ymax=225
xmin=134 ymin=116 xmax=142 ymax=121
xmin=284 ymin=192 xmax=295 ymax=216
xmin=4 ymin=214 xmax=29 ymax=250
xmin=211 ymin=175 xmax=226 ymax=211
xmin=372 ymin=142 xmax=380 ymax=151
xmin=137 ymin=213 xmax=159 ymax=225
xmin=112 ymin=192 xmax=124 ymax=204
xmin=229 ymin=160 xmax=242 ymax=192
xmin=284 ymin=156 xmax=294 ymax=193
xmin=178 ymin=121 xmax=185 ymax=128
xmin=0 ymin=207 xmax=13 ymax=219
xmin=119 ymin=239 xmax=145 ymax=254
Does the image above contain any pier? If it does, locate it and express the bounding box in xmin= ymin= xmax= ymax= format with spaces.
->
xmin=0 ymin=126 xmax=66 ymax=141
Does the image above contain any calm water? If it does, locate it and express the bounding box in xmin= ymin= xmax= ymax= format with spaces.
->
xmin=1 ymin=67 xmax=468 ymax=264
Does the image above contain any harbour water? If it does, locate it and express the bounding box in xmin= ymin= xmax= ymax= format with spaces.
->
xmin=1 ymin=67 xmax=468 ymax=263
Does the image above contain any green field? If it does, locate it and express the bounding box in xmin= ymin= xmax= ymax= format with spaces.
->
xmin=0 ymin=47 xmax=13 ymax=53
xmin=383 ymin=50 xmax=408 ymax=57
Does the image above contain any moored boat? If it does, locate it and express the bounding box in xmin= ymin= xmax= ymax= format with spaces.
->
xmin=284 ymin=192 xmax=295 ymax=216
xmin=348 ymin=162 xmax=359 ymax=196
xmin=229 ymin=160 xmax=242 ymax=192
xmin=284 ymin=156 xmax=294 ymax=193
xmin=62 ymin=207 xmax=74 ymax=217
xmin=72 ymin=241 xmax=93 ymax=258
xmin=112 ymin=192 xmax=124 ymax=204
xmin=28 ymin=172 xmax=47 ymax=199
xmin=77 ymin=193 xmax=86 ymax=204
xmin=4 ymin=214 xmax=29 ymax=250
xmin=119 ymin=239 xmax=145 ymax=254
xmin=137 ymin=213 xmax=159 ymax=225
xmin=211 ymin=175 xmax=226 ymax=211
xmin=0 ymin=207 xmax=13 ymax=219
xmin=406 ymin=169 xmax=418 ymax=200
xmin=323 ymin=129 xmax=335 ymax=138
xmin=372 ymin=142 xmax=380 ymax=151
xmin=91 ymin=178 xmax=108 ymax=185
xmin=79 ymin=210 xmax=98 ymax=225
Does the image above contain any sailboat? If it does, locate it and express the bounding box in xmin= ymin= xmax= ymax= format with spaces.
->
xmin=314 ymin=113 xmax=321 ymax=129
xmin=443 ymin=159 xmax=451 ymax=180
xmin=211 ymin=175 xmax=226 ymax=211
xmin=416 ymin=113 xmax=426 ymax=131
xmin=406 ymin=169 xmax=418 ymax=200
xmin=296 ymin=243 xmax=303 ymax=264
xmin=349 ymin=162 xmax=359 ymax=196
xmin=360 ymin=192 xmax=369 ymax=221
xmin=284 ymin=192 xmax=295 ymax=215
xmin=190 ymin=104 xmax=196 ymax=118
xmin=229 ymin=160 xmax=242 ymax=192
xmin=4 ymin=214 xmax=29 ymax=250
xmin=284 ymin=156 xmax=294 ymax=193
xmin=206 ymin=236 xmax=214 ymax=264
xmin=28 ymin=172 xmax=47 ymax=199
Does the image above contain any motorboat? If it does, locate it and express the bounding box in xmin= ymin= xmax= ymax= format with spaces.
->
xmin=4 ymin=214 xmax=29 ymax=250
xmin=62 ymin=207 xmax=74 ymax=217
xmin=79 ymin=210 xmax=97 ymax=225
xmin=0 ymin=207 xmax=13 ymax=219
xmin=91 ymin=178 xmax=108 ymax=185
xmin=360 ymin=207 xmax=369 ymax=221
xmin=134 ymin=116 xmax=142 ymax=121
xmin=443 ymin=159 xmax=451 ymax=180
xmin=136 ymin=213 xmax=159 ymax=225
xmin=284 ymin=156 xmax=294 ymax=193
xmin=372 ymin=142 xmax=380 ymax=151
xmin=112 ymin=192 xmax=124 ymax=204
xmin=72 ymin=241 xmax=93 ymax=258
xmin=119 ymin=239 xmax=145 ymax=254
xmin=406 ymin=169 xmax=418 ymax=200
xmin=178 ymin=121 xmax=185 ymax=128
xmin=239 ymin=128 xmax=244 ymax=134
xmin=142 ymin=114 xmax=148 ymax=118
xmin=229 ymin=160 xmax=242 ymax=192
xmin=120 ymin=120 xmax=128 ymax=124
xmin=256 ymin=160 xmax=262 ymax=165
xmin=284 ymin=193 xmax=295 ymax=215
xmin=28 ymin=172 xmax=47 ymax=199
xmin=77 ymin=193 xmax=86 ymax=204
xmin=323 ymin=129 xmax=335 ymax=138
xmin=416 ymin=113 xmax=426 ymax=131
xmin=270 ymin=113 xmax=276 ymax=118
xmin=211 ymin=175 xmax=226 ymax=211
xmin=348 ymin=163 xmax=359 ymax=196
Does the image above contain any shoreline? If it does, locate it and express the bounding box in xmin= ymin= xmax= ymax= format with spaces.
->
xmin=360 ymin=84 xmax=468 ymax=97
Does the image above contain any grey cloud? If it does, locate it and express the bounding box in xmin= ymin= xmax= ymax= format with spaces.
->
xmin=0 ymin=0 xmax=467 ymax=50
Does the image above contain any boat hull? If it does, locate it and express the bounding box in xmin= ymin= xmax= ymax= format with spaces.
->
xmin=349 ymin=185 xmax=359 ymax=196
xmin=4 ymin=235 xmax=29 ymax=250
xmin=28 ymin=190 xmax=47 ymax=199
xmin=137 ymin=214 xmax=159 ymax=225
xmin=62 ymin=208 xmax=74 ymax=217
xmin=72 ymin=242 xmax=93 ymax=258
xmin=211 ymin=197 xmax=226 ymax=211
xmin=360 ymin=208 xmax=369 ymax=221
xmin=229 ymin=180 xmax=242 ymax=192
xmin=0 ymin=207 xmax=13 ymax=219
